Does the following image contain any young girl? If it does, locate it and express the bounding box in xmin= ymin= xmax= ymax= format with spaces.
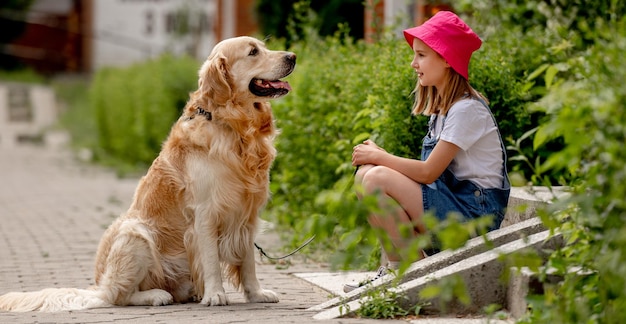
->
xmin=344 ymin=11 xmax=510 ymax=292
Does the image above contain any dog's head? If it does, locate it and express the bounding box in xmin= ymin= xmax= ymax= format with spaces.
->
xmin=198 ymin=36 xmax=296 ymax=105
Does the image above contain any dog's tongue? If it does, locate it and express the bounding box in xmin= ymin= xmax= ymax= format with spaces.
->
xmin=268 ymin=80 xmax=291 ymax=91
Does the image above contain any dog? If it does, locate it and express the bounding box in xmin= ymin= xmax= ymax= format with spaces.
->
xmin=0 ymin=36 xmax=296 ymax=312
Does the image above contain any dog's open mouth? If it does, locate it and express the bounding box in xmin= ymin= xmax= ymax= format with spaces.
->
xmin=249 ymin=78 xmax=292 ymax=98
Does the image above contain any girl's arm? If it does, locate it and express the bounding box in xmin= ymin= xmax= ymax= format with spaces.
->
xmin=353 ymin=140 xmax=459 ymax=184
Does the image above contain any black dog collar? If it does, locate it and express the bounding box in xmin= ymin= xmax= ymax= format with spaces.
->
xmin=196 ymin=107 xmax=212 ymax=121
xmin=187 ymin=107 xmax=212 ymax=121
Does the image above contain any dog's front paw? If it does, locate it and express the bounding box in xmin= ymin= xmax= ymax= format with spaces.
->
xmin=129 ymin=289 xmax=174 ymax=306
xmin=151 ymin=290 xmax=175 ymax=306
xmin=245 ymin=289 xmax=279 ymax=303
xmin=200 ymin=291 xmax=229 ymax=306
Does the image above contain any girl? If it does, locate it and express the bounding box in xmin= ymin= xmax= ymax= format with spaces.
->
xmin=345 ymin=11 xmax=510 ymax=292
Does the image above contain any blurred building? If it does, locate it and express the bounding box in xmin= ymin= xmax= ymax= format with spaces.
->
xmin=1 ymin=0 xmax=88 ymax=74
xmin=2 ymin=0 xmax=260 ymax=74
xmin=90 ymin=0 xmax=216 ymax=70
xmin=1 ymin=0 xmax=444 ymax=75
xmin=365 ymin=0 xmax=453 ymax=43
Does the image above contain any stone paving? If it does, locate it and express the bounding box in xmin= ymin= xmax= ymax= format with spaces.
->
xmin=0 ymin=145 xmax=388 ymax=324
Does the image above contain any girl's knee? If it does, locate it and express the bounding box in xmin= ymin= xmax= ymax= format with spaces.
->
xmin=354 ymin=164 xmax=375 ymax=185
xmin=361 ymin=166 xmax=394 ymax=193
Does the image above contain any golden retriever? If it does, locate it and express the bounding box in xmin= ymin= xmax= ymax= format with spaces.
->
xmin=0 ymin=36 xmax=296 ymax=312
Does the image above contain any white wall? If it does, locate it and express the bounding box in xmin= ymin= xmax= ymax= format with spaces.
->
xmin=386 ymin=0 xmax=415 ymax=38
xmin=92 ymin=0 xmax=216 ymax=69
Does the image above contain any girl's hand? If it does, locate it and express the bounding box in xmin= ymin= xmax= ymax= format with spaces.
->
xmin=352 ymin=140 xmax=386 ymax=166
xmin=362 ymin=139 xmax=386 ymax=152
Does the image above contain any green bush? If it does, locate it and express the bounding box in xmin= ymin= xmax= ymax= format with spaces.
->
xmin=516 ymin=19 xmax=626 ymax=323
xmin=89 ymin=54 xmax=199 ymax=172
xmin=459 ymin=0 xmax=626 ymax=47
xmin=54 ymin=77 xmax=95 ymax=150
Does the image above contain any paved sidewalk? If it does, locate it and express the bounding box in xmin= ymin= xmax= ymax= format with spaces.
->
xmin=0 ymin=145 xmax=386 ymax=324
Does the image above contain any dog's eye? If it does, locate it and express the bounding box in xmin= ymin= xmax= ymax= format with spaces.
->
xmin=249 ymin=47 xmax=258 ymax=56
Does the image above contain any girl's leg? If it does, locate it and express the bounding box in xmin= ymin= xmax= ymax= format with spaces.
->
xmin=354 ymin=164 xmax=375 ymax=198
xmin=356 ymin=165 xmax=425 ymax=262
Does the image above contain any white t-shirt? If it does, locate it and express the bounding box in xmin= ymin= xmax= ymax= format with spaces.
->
xmin=430 ymin=98 xmax=504 ymax=189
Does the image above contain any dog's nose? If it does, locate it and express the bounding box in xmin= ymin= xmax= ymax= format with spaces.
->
xmin=285 ymin=52 xmax=296 ymax=64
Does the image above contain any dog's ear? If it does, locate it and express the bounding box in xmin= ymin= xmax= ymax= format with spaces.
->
xmin=198 ymin=54 xmax=232 ymax=105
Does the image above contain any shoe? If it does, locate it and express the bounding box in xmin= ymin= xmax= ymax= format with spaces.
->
xmin=343 ymin=266 xmax=388 ymax=293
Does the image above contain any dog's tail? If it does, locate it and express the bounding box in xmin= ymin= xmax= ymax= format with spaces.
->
xmin=0 ymin=288 xmax=110 ymax=312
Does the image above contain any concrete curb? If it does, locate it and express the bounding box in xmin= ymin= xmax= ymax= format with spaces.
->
xmin=308 ymin=216 xmax=547 ymax=312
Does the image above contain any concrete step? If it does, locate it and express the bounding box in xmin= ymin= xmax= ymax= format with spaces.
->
xmin=312 ymin=229 xmax=562 ymax=320
xmin=307 ymin=216 xmax=548 ymax=312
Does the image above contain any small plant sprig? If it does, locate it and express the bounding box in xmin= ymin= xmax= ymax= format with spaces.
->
xmin=356 ymin=286 xmax=411 ymax=319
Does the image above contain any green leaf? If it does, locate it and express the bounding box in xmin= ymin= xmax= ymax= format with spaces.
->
xmin=353 ymin=132 xmax=371 ymax=144
xmin=544 ymin=65 xmax=559 ymax=89
xmin=527 ymin=63 xmax=550 ymax=82
xmin=419 ymin=284 xmax=441 ymax=299
xmin=533 ymin=124 xmax=552 ymax=150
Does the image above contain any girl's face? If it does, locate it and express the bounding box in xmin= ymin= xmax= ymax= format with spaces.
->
xmin=410 ymin=38 xmax=450 ymax=91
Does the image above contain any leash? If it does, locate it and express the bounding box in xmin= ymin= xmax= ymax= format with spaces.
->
xmin=254 ymin=235 xmax=316 ymax=261
xmin=252 ymin=165 xmax=355 ymax=261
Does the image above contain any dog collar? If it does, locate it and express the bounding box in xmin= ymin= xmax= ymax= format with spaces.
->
xmin=187 ymin=107 xmax=212 ymax=121
xmin=196 ymin=107 xmax=212 ymax=120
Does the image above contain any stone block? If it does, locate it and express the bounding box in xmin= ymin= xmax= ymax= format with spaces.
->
xmin=0 ymin=82 xmax=57 ymax=148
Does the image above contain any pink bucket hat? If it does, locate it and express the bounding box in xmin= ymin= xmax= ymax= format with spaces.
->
xmin=403 ymin=11 xmax=481 ymax=80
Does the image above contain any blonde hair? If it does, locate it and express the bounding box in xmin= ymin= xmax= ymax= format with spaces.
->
xmin=411 ymin=68 xmax=488 ymax=116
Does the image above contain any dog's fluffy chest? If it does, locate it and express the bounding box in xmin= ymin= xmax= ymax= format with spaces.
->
xmin=183 ymin=137 xmax=274 ymax=213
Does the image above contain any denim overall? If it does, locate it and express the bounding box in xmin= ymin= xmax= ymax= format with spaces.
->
xmin=420 ymin=99 xmax=511 ymax=236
